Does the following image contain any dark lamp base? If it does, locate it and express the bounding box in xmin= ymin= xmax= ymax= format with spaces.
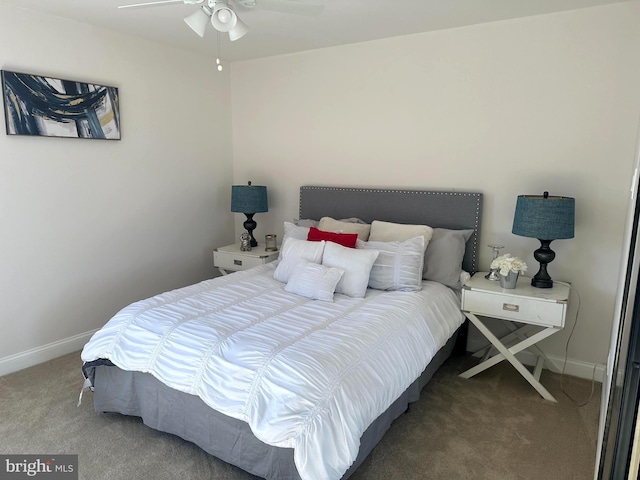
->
xmin=531 ymin=239 xmax=556 ymax=289
xmin=531 ymin=275 xmax=553 ymax=289
xmin=243 ymin=213 xmax=258 ymax=247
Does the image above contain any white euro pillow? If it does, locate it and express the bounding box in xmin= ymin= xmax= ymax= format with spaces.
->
xmin=274 ymin=237 xmax=326 ymax=283
xmin=321 ymin=242 xmax=379 ymax=298
xmin=318 ymin=217 xmax=371 ymax=241
xmin=368 ymin=220 xmax=433 ymax=250
xmin=357 ymin=236 xmax=425 ymax=291
xmin=285 ymin=261 xmax=345 ymax=302
xmin=283 ymin=221 xmax=310 ymax=241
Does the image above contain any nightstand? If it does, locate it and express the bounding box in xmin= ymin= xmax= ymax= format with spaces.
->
xmin=213 ymin=243 xmax=279 ymax=275
xmin=459 ymin=272 xmax=570 ymax=402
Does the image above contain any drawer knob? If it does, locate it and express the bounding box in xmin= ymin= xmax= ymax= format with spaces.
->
xmin=234 ymin=260 xmax=243 ymax=266
xmin=503 ymin=303 xmax=519 ymax=312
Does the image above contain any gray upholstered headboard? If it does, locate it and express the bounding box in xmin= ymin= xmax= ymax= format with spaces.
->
xmin=299 ymin=186 xmax=483 ymax=275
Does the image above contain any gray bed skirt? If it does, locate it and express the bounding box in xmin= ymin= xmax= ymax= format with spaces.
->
xmin=85 ymin=330 xmax=458 ymax=480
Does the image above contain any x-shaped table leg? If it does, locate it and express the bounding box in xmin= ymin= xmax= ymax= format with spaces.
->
xmin=471 ymin=323 xmax=538 ymax=362
xmin=459 ymin=312 xmax=560 ymax=402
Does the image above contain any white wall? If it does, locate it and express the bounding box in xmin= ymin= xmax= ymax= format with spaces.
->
xmin=230 ymin=2 xmax=640 ymax=375
xmin=2 ymin=1 xmax=638 ymax=378
xmin=0 ymin=3 xmax=233 ymax=373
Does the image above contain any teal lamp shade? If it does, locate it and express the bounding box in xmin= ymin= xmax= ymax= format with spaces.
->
xmin=231 ymin=182 xmax=268 ymax=247
xmin=512 ymin=192 xmax=575 ymax=288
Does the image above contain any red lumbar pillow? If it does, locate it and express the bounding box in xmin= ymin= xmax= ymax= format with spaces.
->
xmin=307 ymin=226 xmax=358 ymax=248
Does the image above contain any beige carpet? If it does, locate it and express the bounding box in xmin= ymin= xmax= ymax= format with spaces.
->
xmin=0 ymin=352 xmax=600 ymax=480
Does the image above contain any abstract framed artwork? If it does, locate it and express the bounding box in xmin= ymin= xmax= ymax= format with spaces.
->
xmin=1 ymin=70 xmax=120 ymax=140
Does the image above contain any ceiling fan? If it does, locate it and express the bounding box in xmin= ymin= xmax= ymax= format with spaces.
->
xmin=118 ymin=0 xmax=324 ymax=42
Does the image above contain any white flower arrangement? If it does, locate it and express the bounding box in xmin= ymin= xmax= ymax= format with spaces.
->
xmin=490 ymin=253 xmax=528 ymax=276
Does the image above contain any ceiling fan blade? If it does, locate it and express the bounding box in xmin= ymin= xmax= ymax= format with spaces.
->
xmin=237 ymin=0 xmax=323 ymax=16
xmin=118 ymin=0 xmax=202 ymax=9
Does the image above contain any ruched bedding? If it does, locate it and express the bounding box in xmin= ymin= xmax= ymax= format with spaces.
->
xmin=81 ymin=263 xmax=464 ymax=480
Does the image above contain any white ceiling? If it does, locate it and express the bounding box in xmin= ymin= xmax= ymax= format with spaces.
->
xmin=4 ymin=0 xmax=628 ymax=62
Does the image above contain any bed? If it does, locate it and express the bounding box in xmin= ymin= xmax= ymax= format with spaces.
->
xmin=80 ymin=186 xmax=483 ymax=480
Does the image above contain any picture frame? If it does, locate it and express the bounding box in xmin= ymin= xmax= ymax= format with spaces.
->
xmin=1 ymin=70 xmax=120 ymax=140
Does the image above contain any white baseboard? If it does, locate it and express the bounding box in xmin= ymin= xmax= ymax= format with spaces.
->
xmin=0 ymin=329 xmax=98 ymax=377
xmin=545 ymin=354 xmax=606 ymax=383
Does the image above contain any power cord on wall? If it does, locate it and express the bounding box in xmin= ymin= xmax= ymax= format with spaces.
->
xmin=555 ymin=282 xmax=598 ymax=407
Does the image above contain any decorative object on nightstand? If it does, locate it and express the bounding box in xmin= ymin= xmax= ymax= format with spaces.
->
xmin=265 ymin=234 xmax=278 ymax=252
xmin=459 ymin=272 xmax=570 ymax=402
xmin=213 ymin=243 xmax=279 ymax=275
xmin=512 ymin=191 xmax=575 ymax=288
xmin=485 ymin=244 xmax=504 ymax=281
xmin=231 ymin=181 xmax=268 ymax=248
xmin=499 ymin=271 xmax=518 ymax=289
xmin=490 ymin=253 xmax=527 ymax=289
xmin=239 ymin=232 xmax=252 ymax=251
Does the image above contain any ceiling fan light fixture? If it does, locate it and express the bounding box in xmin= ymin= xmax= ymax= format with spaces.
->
xmin=184 ymin=6 xmax=211 ymax=37
xmin=211 ymin=2 xmax=237 ymax=32
xmin=228 ymin=16 xmax=249 ymax=41
xmin=217 ymin=9 xmax=232 ymax=24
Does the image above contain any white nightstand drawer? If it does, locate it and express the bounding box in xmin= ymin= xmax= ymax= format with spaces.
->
xmin=462 ymin=289 xmax=566 ymax=328
xmin=213 ymin=244 xmax=279 ymax=274
xmin=213 ymin=251 xmax=266 ymax=271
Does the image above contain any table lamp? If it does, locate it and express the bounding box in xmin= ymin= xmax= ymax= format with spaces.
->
xmin=512 ymin=191 xmax=575 ymax=288
xmin=231 ymin=181 xmax=268 ymax=247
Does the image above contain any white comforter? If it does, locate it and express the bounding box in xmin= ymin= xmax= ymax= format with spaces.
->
xmin=81 ymin=264 xmax=464 ymax=480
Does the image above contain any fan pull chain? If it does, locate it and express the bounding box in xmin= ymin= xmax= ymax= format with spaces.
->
xmin=216 ymin=30 xmax=223 ymax=72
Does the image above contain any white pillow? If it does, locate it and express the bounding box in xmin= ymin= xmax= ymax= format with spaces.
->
xmin=279 ymin=222 xmax=312 ymax=259
xmin=322 ymin=242 xmax=379 ymax=298
xmin=273 ymin=237 xmax=326 ymax=283
xmin=318 ymin=217 xmax=371 ymax=241
xmin=368 ymin=220 xmax=433 ymax=250
xmin=283 ymin=221 xmax=310 ymax=240
xmin=357 ymin=236 xmax=425 ymax=291
xmin=285 ymin=261 xmax=344 ymax=302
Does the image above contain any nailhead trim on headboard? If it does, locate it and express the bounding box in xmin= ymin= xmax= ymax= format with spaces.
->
xmin=299 ymin=186 xmax=483 ymax=275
